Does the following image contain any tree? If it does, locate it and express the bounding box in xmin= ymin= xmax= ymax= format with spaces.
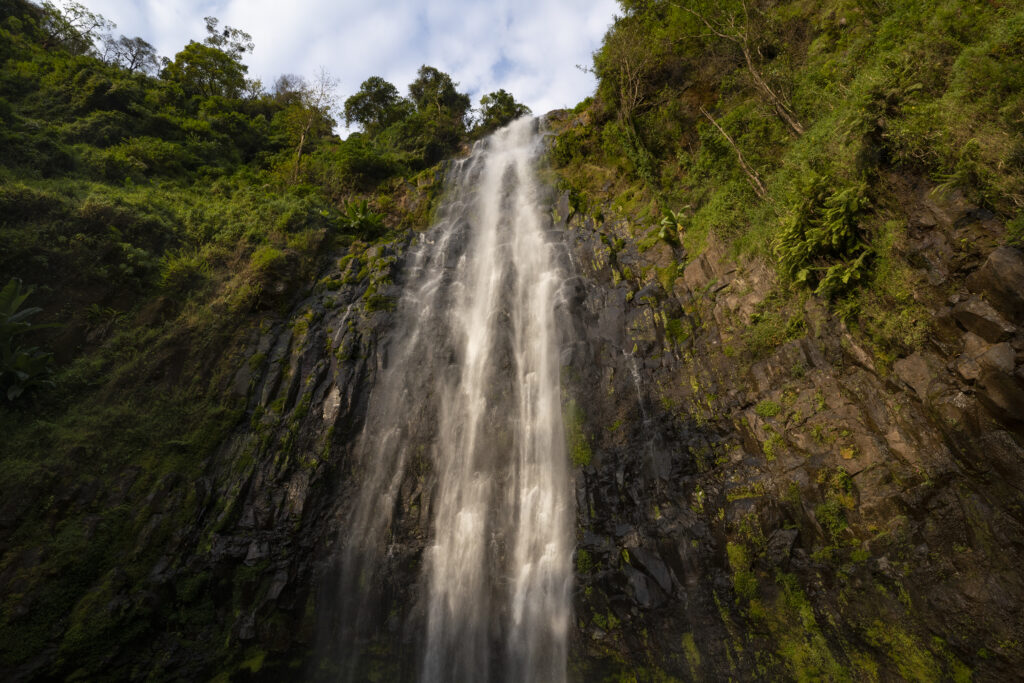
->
xmin=272 ymin=73 xmax=307 ymax=106
xmin=408 ymin=65 xmax=470 ymax=123
xmin=160 ymin=17 xmax=257 ymax=99
xmin=282 ymin=68 xmax=339 ymax=183
xmin=344 ymin=76 xmax=412 ymax=134
xmin=104 ymin=35 xmax=160 ymax=75
xmin=162 ymin=40 xmax=249 ymax=98
xmin=593 ymin=16 xmax=662 ymax=123
xmin=39 ymin=1 xmax=114 ymax=55
xmin=201 ymin=16 xmax=253 ymax=60
xmin=698 ymin=105 xmax=768 ymax=199
xmin=591 ymin=16 xmax=665 ymax=184
xmin=475 ymin=89 xmax=531 ymax=135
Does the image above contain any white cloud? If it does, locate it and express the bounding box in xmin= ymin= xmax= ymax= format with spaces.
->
xmin=80 ymin=0 xmax=619 ymax=127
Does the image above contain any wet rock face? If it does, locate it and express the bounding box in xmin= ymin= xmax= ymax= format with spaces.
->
xmin=24 ymin=181 xmax=1020 ymax=680
xmin=553 ymin=190 xmax=1024 ymax=680
xmin=125 ymin=240 xmax=412 ymax=681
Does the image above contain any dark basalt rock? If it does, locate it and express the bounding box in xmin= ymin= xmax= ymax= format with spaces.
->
xmin=967 ymin=245 xmax=1024 ymax=319
xmin=553 ymin=182 xmax=1024 ymax=681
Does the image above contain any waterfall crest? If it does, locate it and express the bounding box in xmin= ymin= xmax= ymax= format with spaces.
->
xmin=334 ymin=117 xmax=573 ymax=683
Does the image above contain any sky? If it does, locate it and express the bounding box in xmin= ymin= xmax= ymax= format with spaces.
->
xmin=76 ymin=0 xmax=620 ymax=130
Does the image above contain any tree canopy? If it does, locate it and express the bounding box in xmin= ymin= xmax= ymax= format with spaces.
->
xmin=344 ymin=76 xmax=411 ymax=133
xmin=408 ymin=65 xmax=471 ymax=122
xmin=476 ymin=89 xmax=531 ymax=135
xmin=161 ymin=40 xmax=249 ymax=98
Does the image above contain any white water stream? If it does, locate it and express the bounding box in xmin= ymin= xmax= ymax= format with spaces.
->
xmin=337 ymin=117 xmax=573 ymax=682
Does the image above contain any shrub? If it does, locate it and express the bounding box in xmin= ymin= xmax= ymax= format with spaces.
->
xmin=249 ymin=245 xmax=286 ymax=277
xmin=159 ymin=247 xmax=210 ymax=293
xmin=755 ymin=400 xmax=782 ymax=419
xmin=340 ymin=199 xmax=385 ymax=237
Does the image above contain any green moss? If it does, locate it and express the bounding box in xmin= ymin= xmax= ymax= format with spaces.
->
xmin=655 ymin=262 xmax=679 ymax=292
xmin=664 ymin=316 xmax=689 ymax=347
xmin=744 ymin=306 xmax=807 ymax=360
xmin=564 ymin=399 xmax=592 ymax=467
xmin=726 ymin=542 xmax=758 ymax=601
xmin=577 ymin=549 xmax=594 ymax=574
xmin=755 ymin=399 xmax=782 ymax=419
xmin=762 ymin=430 xmax=785 ymax=461
xmin=864 ymin=621 xmax=947 ymax=682
xmin=592 ymin=610 xmax=621 ymax=633
xmin=681 ymin=632 xmax=701 ymax=676
xmin=239 ymin=647 xmax=267 ymax=673
xmin=784 ymin=481 xmax=803 ymax=507
xmin=727 ymin=483 xmax=766 ymax=502
xmin=363 ymin=292 xmax=396 ymax=312
xmin=815 ymin=499 xmax=849 ymax=541
xmin=767 ymin=572 xmax=852 ymax=682
xmin=248 ymin=352 xmax=267 ymax=371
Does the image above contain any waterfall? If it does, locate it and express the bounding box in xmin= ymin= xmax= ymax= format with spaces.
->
xmin=333 ymin=117 xmax=573 ymax=682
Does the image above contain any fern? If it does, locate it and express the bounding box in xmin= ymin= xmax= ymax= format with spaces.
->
xmin=774 ymin=178 xmax=872 ymax=298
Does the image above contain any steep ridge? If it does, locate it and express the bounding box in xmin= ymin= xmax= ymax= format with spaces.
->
xmin=551 ymin=167 xmax=1024 ymax=680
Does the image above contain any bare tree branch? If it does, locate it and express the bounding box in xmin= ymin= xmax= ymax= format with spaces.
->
xmin=292 ymin=68 xmax=339 ymax=184
xmin=679 ymin=1 xmax=804 ymax=136
xmin=699 ymin=105 xmax=769 ymax=200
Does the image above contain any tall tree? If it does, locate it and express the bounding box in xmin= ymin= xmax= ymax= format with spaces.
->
xmin=103 ymin=35 xmax=160 ymax=75
xmin=161 ymin=17 xmax=255 ymax=99
xmin=593 ymin=15 xmax=663 ymax=123
xmin=201 ymin=16 xmax=253 ymax=60
xmin=39 ymin=0 xmax=113 ymax=55
xmin=272 ymin=74 xmax=306 ymax=106
xmin=408 ymin=65 xmax=470 ymax=122
xmin=161 ymin=41 xmax=248 ymax=98
xmin=344 ymin=76 xmax=412 ymax=134
xmin=475 ymin=89 xmax=531 ymax=135
xmin=285 ymin=68 xmax=339 ymax=183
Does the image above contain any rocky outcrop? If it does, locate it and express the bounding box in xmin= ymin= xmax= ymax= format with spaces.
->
xmin=555 ymin=179 xmax=1024 ymax=680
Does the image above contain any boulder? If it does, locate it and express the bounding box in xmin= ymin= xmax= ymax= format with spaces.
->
xmin=629 ymin=547 xmax=674 ymax=595
xmin=978 ymin=368 xmax=1024 ymax=423
xmin=952 ymin=295 xmax=1015 ymax=343
xmin=766 ymin=528 xmax=799 ymax=567
xmin=966 ymin=246 xmax=1024 ymax=321
xmin=894 ymin=352 xmax=939 ymax=400
xmin=958 ymin=333 xmax=1016 ymax=382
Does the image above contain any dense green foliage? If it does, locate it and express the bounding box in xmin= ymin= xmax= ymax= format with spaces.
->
xmin=339 ymin=68 xmax=530 ymax=180
xmin=551 ymin=0 xmax=1024 ymax=363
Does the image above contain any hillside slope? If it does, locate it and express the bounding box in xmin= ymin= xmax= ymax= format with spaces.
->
xmin=548 ymin=0 xmax=1024 ymax=679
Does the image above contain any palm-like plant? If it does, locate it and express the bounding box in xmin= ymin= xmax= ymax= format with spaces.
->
xmin=341 ymin=199 xmax=385 ymax=236
xmin=1 ymin=278 xmax=57 ymax=401
xmin=658 ymin=208 xmax=688 ymax=246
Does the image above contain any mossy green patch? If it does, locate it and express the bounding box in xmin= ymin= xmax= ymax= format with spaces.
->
xmin=564 ymin=399 xmax=592 ymax=467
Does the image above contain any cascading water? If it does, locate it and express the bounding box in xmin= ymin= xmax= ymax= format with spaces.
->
xmin=331 ymin=117 xmax=574 ymax=682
